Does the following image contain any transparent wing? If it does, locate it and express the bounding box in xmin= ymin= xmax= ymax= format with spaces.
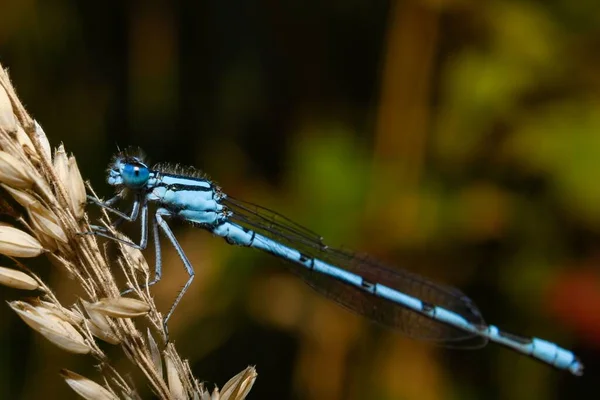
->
xmin=224 ymin=196 xmax=325 ymax=249
xmin=224 ymin=196 xmax=488 ymax=348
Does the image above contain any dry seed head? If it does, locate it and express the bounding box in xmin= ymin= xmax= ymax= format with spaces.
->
xmin=1 ymin=184 xmax=37 ymax=208
xmin=220 ymin=367 xmax=257 ymax=400
xmin=0 ymin=266 xmax=39 ymax=290
xmin=0 ymin=144 xmax=52 ymax=201
xmin=165 ymin=352 xmax=186 ymax=399
xmin=147 ymin=328 xmax=163 ymax=378
xmin=0 ymin=64 xmax=225 ymax=400
xmin=194 ymin=388 xmax=210 ymax=400
xmin=82 ymin=299 xmax=113 ymax=330
xmin=120 ymin=239 xmax=149 ymax=273
xmin=54 ymin=145 xmax=87 ymax=218
xmin=53 ymin=145 xmax=69 ymax=187
xmin=27 ymin=302 xmax=91 ymax=353
xmin=29 ymin=204 xmax=68 ymax=244
xmin=82 ymin=300 xmax=121 ymax=345
xmin=15 ymin=126 xmax=38 ymax=162
xmin=0 ymin=150 xmax=35 ymax=189
xmin=0 ymin=224 xmax=44 ymax=257
xmin=68 ymin=155 xmax=87 ymax=218
xmin=0 ymin=80 xmax=16 ymax=132
xmin=87 ymin=297 xmax=150 ymax=318
xmin=0 ymin=66 xmax=33 ymax=127
xmin=87 ymin=319 xmax=121 ymax=345
xmin=34 ymin=120 xmax=52 ymax=161
xmin=35 ymin=300 xmax=84 ymax=324
xmin=8 ymin=300 xmax=90 ymax=354
xmin=200 ymin=388 xmax=219 ymax=400
xmin=0 ymin=186 xmax=66 ymax=247
xmin=61 ymin=369 xmax=119 ymax=400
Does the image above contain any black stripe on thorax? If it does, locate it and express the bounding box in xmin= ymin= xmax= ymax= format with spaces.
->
xmin=161 ymin=172 xmax=211 ymax=182
xmin=155 ymin=172 xmax=214 ymax=192
xmin=153 ymin=181 xmax=213 ymax=192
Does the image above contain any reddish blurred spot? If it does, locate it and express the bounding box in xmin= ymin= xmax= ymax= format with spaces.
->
xmin=547 ymin=269 xmax=600 ymax=347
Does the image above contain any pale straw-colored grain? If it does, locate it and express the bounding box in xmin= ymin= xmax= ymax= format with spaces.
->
xmin=87 ymin=318 xmax=122 ymax=345
xmin=68 ymin=154 xmax=87 ymax=218
xmin=61 ymin=369 xmax=119 ymax=400
xmin=82 ymin=300 xmax=121 ymax=344
xmin=0 ymin=266 xmax=39 ymax=290
xmin=37 ymin=298 xmax=85 ymax=324
xmin=87 ymin=297 xmax=150 ymax=318
xmin=53 ymin=145 xmax=70 ymax=189
xmin=0 ymin=224 xmax=44 ymax=257
xmin=0 ymin=79 xmax=16 ymax=131
xmin=0 ymin=150 xmax=35 ymax=188
xmin=208 ymin=388 xmax=219 ymax=400
xmin=1 ymin=184 xmax=67 ymax=246
xmin=82 ymin=299 xmax=114 ymax=331
xmin=219 ymin=367 xmax=257 ymax=400
xmin=119 ymin=236 xmax=150 ymax=273
xmin=166 ymin=352 xmax=186 ymax=399
xmin=1 ymin=184 xmax=38 ymax=207
xmin=29 ymin=203 xmax=69 ymax=244
xmin=8 ymin=300 xmax=91 ymax=354
xmin=15 ymin=125 xmax=38 ymax=162
xmin=34 ymin=120 xmax=52 ymax=161
xmin=53 ymin=145 xmax=92 ymax=219
xmin=148 ymin=328 xmax=164 ymax=378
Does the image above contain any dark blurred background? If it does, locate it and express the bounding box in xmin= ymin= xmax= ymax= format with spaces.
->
xmin=1 ymin=0 xmax=599 ymax=399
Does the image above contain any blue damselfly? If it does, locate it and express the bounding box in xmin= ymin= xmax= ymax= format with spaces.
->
xmin=88 ymin=148 xmax=583 ymax=376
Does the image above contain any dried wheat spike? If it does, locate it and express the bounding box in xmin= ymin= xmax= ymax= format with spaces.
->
xmin=0 ymin=63 xmax=256 ymax=399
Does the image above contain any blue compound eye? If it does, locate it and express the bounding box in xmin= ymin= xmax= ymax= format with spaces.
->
xmin=122 ymin=162 xmax=150 ymax=188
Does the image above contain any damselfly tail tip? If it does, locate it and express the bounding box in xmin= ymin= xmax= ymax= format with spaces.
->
xmin=571 ymin=359 xmax=584 ymax=376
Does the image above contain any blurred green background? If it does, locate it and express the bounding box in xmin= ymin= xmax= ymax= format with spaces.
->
xmin=0 ymin=0 xmax=599 ymax=399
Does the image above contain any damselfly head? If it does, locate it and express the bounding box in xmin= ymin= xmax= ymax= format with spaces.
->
xmin=107 ymin=148 xmax=151 ymax=189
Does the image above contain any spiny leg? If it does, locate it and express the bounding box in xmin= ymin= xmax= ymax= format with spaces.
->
xmin=107 ymin=199 xmax=138 ymax=230
xmin=84 ymin=197 xmax=148 ymax=250
xmin=84 ymin=193 xmax=130 ymax=235
xmin=87 ymin=195 xmax=163 ymax=297
xmin=147 ymin=214 xmax=163 ymax=287
xmin=87 ymin=193 xmax=142 ymax=222
xmin=154 ymin=208 xmax=195 ymax=341
xmin=84 ymin=193 xmax=141 ymax=242
xmin=88 ymin=195 xmax=196 ymax=340
xmin=122 ymin=211 xmax=162 ymax=296
xmin=87 ymin=194 xmax=143 ymax=239
xmin=94 ymin=193 xmax=122 ymax=207
xmin=84 ymin=200 xmax=152 ymax=295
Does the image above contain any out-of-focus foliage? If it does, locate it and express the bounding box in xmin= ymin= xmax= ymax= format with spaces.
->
xmin=0 ymin=0 xmax=598 ymax=399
